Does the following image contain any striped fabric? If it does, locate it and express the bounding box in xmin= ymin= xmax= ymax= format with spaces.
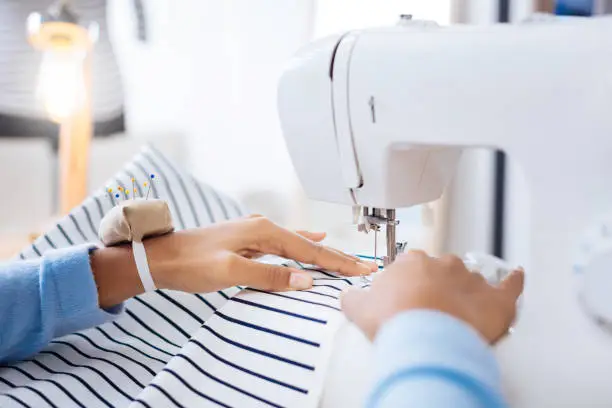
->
xmin=129 ymin=263 xmax=360 ymax=408
xmin=0 ymin=0 xmax=124 ymax=122
xmin=0 ymin=145 xmax=364 ymax=407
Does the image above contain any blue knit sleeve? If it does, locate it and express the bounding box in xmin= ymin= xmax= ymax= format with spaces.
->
xmin=0 ymin=245 xmax=124 ymax=363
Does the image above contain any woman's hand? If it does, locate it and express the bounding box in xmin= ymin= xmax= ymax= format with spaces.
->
xmin=147 ymin=215 xmax=376 ymax=293
xmin=91 ymin=215 xmax=377 ymax=308
xmin=341 ymin=250 xmax=524 ymax=344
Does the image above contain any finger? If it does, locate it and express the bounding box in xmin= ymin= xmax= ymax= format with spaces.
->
xmin=299 ymin=242 xmax=374 ymax=276
xmin=498 ymin=268 xmax=525 ymax=300
xmin=390 ymin=249 xmax=430 ymax=274
xmin=296 ymin=231 xmax=326 ymax=242
xmin=490 ymin=329 xmax=512 ymax=346
xmin=240 ymin=249 xmax=263 ymax=259
xmin=328 ymin=247 xmax=378 ymax=271
xmin=261 ymin=226 xmax=375 ymax=276
xmin=341 ymin=287 xmax=377 ymax=340
xmin=295 ymin=230 xmax=377 ymax=271
xmin=439 ymin=254 xmax=468 ymax=273
xmin=470 ymin=271 xmax=487 ymax=283
xmin=397 ymin=249 xmax=429 ymax=262
xmin=233 ymin=257 xmax=313 ymax=291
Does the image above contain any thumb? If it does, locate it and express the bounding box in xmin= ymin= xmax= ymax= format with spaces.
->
xmin=234 ymin=257 xmax=313 ymax=291
xmin=341 ymin=287 xmax=377 ymax=340
xmin=498 ymin=268 xmax=525 ymax=301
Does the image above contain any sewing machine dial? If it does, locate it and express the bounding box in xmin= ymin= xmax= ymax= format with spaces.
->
xmin=574 ymin=217 xmax=612 ymax=330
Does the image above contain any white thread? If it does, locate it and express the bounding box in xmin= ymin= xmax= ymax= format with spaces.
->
xmin=132 ymin=241 xmax=156 ymax=292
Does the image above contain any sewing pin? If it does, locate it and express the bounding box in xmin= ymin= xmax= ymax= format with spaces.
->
xmin=131 ymin=178 xmax=137 ymax=199
xmin=125 ymin=189 xmax=130 ymax=199
xmin=143 ymin=182 xmax=150 ymax=200
xmin=117 ymin=186 xmax=128 ymax=200
xmin=107 ymin=187 xmax=117 ymax=206
xmin=145 ymin=174 xmax=155 ymax=199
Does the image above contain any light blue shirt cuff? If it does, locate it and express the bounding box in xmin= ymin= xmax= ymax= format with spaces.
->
xmin=368 ymin=310 xmax=507 ymax=408
xmin=0 ymin=244 xmax=125 ymax=363
xmin=44 ymin=244 xmax=125 ymax=337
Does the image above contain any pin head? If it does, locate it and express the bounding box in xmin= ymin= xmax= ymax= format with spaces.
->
xmin=115 ymin=193 xmax=120 ymax=198
xmin=118 ymin=186 xmax=123 ymax=191
xmin=107 ymin=188 xmax=113 ymax=193
xmin=150 ymin=174 xmax=155 ymax=179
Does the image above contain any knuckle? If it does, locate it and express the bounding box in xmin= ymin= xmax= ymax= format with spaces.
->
xmin=245 ymin=216 xmax=275 ymax=243
xmin=264 ymin=266 xmax=290 ymax=289
xmin=407 ymin=249 xmax=428 ymax=258
xmin=473 ymin=271 xmax=486 ymax=281
xmin=252 ymin=216 xmax=273 ymax=230
xmin=398 ymin=249 xmax=427 ymax=264
xmin=501 ymin=301 xmax=518 ymax=324
xmin=470 ymin=271 xmax=487 ymax=285
xmin=402 ymin=250 xmax=429 ymax=266
xmin=312 ymin=241 xmax=326 ymax=259
xmin=441 ymin=254 xmax=465 ymax=270
xmin=216 ymin=253 xmax=236 ymax=272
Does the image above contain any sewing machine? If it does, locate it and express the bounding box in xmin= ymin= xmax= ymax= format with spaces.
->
xmin=278 ymin=15 xmax=612 ymax=407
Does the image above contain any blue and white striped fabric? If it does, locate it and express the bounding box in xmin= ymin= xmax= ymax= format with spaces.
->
xmin=129 ymin=262 xmax=358 ymax=408
xmin=0 ymin=145 xmax=363 ymax=408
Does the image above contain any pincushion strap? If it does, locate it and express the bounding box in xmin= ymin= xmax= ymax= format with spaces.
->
xmin=132 ymin=241 xmax=156 ymax=291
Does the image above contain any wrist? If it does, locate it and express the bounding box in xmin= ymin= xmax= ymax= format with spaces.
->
xmin=142 ymin=232 xmax=177 ymax=290
xmin=91 ymin=244 xmax=144 ymax=308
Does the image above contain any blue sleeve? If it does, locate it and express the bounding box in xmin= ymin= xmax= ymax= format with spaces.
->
xmin=0 ymin=245 xmax=124 ymax=363
xmin=368 ymin=310 xmax=508 ymax=408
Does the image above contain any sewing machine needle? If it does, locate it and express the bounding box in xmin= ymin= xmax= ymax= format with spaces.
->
xmin=374 ymin=228 xmax=378 ymax=268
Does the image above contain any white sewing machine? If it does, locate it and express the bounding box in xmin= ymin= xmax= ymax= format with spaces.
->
xmin=278 ymin=15 xmax=612 ymax=408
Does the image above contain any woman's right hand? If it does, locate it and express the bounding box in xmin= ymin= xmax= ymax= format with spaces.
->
xmin=341 ymin=250 xmax=524 ymax=344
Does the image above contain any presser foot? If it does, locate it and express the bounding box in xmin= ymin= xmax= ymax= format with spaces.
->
xmin=355 ymin=207 xmax=407 ymax=267
xmin=382 ymin=242 xmax=408 ymax=267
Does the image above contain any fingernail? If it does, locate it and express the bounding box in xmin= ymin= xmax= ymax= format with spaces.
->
xmin=289 ymin=273 xmax=313 ymax=290
xmin=358 ymin=263 xmax=373 ymax=275
xmin=340 ymin=286 xmax=353 ymax=297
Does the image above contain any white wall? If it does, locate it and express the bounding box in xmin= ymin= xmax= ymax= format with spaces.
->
xmin=181 ymin=0 xmax=314 ymax=221
xmin=108 ymin=0 xmax=313 ymax=226
xmin=108 ymin=0 xmax=188 ymax=137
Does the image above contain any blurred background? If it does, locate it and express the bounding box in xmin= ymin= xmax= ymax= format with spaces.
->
xmin=0 ymin=0 xmax=600 ymax=261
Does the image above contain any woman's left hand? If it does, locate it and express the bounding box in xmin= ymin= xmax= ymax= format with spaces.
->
xmin=93 ymin=215 xmax=376 ymax=308
xmin=145 ymin=215 xmax=377 ymax=294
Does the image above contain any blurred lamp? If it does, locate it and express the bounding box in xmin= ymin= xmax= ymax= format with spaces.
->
xmin=27 ymin=1 xmax=98 ymax=214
